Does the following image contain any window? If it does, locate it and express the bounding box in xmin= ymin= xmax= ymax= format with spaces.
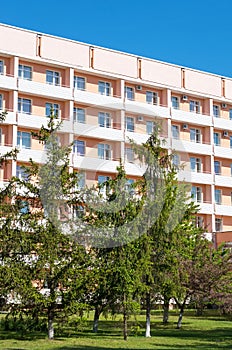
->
xmin=214 ymin=161 xmax=221 ymax=175
xmin=214 ymin=132 xmax=220 ymax=146
xmin=172 ymin=154 xmax=180 ymax=167
xmin=98 ymin=175 xmax=111 ymax=195
xmin=125 ymin=148 xmax=134 ymax=163
xmin=190 ymin=100 xmax=200 ymax=113
xmin=230 ymin=136 xmax=232 ymax=149
xmin=73 ymin=76 xmax=85 ymax=90
xmin=125 ymin=179 xmax=135 ymax=195
xmin=0 ymin=94 xmax=2 ymax=110
xmin=125 ymin=87 xmax=134 ymax=100
xmin=73 ymin=140 xmax=85 ymax=156
xmin=18 ymin=98 xmax=31 ymax=114
xmin=146 ymin=121 xmax=156 ymax=134
xmin=191 ymin=186 xmax=202 ymax=203
xmin=18 ymin=64 xmax=32 ymax=80
xmin=73 ymin=205 xmax=85 ymax=219
xmin=215 ymin=218 xmax=222 ymax=232
xmin=46 ymin=70 xmax=60 ymax=86
xmin=190 ymin=128 xmax=201 ymax=143
xmin=195 ymin=216 xmax=203 ymax=228
xmin=45 ymin=103 xmax=59 ymax=117
xmin=98 ymin=112 xmax=111 ymax=128
xmin=16 ymin=165 xmax=28 ymax=181
xmin=125 ymin=117 xmax=134 ymax=132
xmin=98 ymin=144 xmax=111 ymax=160
xmin=213 ymin=105 xmax=220 ymax=118
xmin=76 ymin=171 xmax=85 ymax=189
xmin=215 ymin=189 xmax=221 ymax=205
xmin=231 ymin=163 xmax=232 ymax=176
xmin=0 ymin=60 xmax=3 ymax=75
xmin=146 ymin=91 xmax=158 ymax=105
xmin=17 ymin=131 xmax=31 ymax=149
xmin=98 ymin=81 xmax=110 ymax=96
xmin=171 ymin=96 xmax=179 ymax=109
xmin=0 ymin=128 xmax=2 ymax=146
xmin=19 ymin=200 xmax=29 ymax=214
xmin=172 ymin=125 xmax=179 ymax=139
xmin=73 ymin=107 xmax=85 ymax=123
xmin=190 ymin=157 xmax=201 ymax=172
xmin=229 ymin=109 xmax=232 ymax=120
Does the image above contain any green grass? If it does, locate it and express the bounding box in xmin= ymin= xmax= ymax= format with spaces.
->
xmin=0 ymin=310 xmax=231 ymax=350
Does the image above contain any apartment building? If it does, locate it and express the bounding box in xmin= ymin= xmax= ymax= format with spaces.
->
xmin=0 ymin=23 xmax=232 ymax=248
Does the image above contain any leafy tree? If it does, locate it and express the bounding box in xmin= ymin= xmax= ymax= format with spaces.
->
xmin=0 ymin=114 xmax=89 ymax=339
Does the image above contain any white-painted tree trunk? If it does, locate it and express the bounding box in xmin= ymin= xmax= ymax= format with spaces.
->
xmin=145 ymin=292 xmax=151 ymax=337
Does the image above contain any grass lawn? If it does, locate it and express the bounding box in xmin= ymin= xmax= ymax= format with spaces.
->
xmin=0 ymin=310 xmax=231 ymax=350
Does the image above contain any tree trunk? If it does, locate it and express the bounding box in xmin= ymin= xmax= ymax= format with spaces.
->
xmin=92 ymin=307 xmax=101 ymax=333
xmin=48 ymin=307 xmax=54 ymax=340
xmin=145 ymin=292 xmax=151 ymax=337
xmin=177 ymin=305 xmax=184 ymax=329
xmin=123 ymin=293 xmax=128 ymax=341
xmin=163 ymin=299 xmax=170 ymax=324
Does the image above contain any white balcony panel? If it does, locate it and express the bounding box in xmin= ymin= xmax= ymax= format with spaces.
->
xmin=124 ymin=162 xmax=146 ymax=177
xmin=0 ymin=181 xmax=9 ymax=190
xmin=171 ymin=109 xmax=212 ymax=127
xmin=198 ymin=202 xmax=213 ymax=214
xmin=18 ymin=80 xmax=72 ymax=100
xmin=213 ymin=117 xmax=232 ymax=131
xmin=215 ymin=204 xmax=232 ymax=216
xmin=0 ymin=145 xmax=15 ymax=155
xmin=2 ymin=112 xmax=16 ymax=125
xmin=17 ymin=113 xmax=48 ymax=129
xmin=125 ymin=131 xmax=149 ymax=145
xmin=215 ymin=175 xmax=232 ymax=188
xmin=214 ymin=146 xmax=232 ymax=159
xmin=125 ymin=100 xmax=169 ymax=118
xmin=178 ymin=170 xmax=213 ymax=185
xmin=74 ymin=90 xmax=123 ymax=110
xmin=17 ymin=148 xmax=46 ymax=163
xmin=172 ymin=139 xmax=212 ymax=155
xmin=72 ymin=155 xmax=119 ymax=173
xmin=68 ymin=122 xmax=124 ymax=142
xmin=0 ymin=75 xmax=17 ymax=90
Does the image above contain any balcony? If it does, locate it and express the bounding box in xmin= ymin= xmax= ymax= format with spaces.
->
xmin=74 ymin=90 xmax=123 ymax=110
xmin=215 ymin=174 xmax=232 ymax=188
xmin=214 ymin=145 xmax=232 ymax=159
xmin=17 ymin=113 xmax=48 ymax=129
xmin=18 ymin=79 xmax=72 ymax=100
xmin=61 ymin=121 xmax=124 ymax=142
xmin=124 ymin=161 xmax=146 ymax=177
xmin=171 ymin=108 xmax=212 ymax=127
xmin=215 ymin=204 xmax=232 ymax=216
xmin=125 ymin=100 xmax=169 ymax=119
xmin=17 ymin=148 xmax=46 ymax=163
xmin=213 ymin=117 xmax=232 ymax=131
xmin=198 ymin=202 xmax=213 ymax=214
xmin=0 ymin=74 xmax=17 ymax=90
xmin=72 ymin=154 xmax=120 ymax=173
xmin=172 ymin=139 xmax=212 ymax=155
xmin=1 ymin=111 xmax=16 ymax=125
xmin=178 ymin=170 xmax=213 ymax=185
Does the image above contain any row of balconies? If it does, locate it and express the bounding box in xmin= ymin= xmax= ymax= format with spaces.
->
xmin=1 ymin=73 xmax=232 ymax=126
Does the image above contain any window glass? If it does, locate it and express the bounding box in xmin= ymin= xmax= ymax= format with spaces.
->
xmin=171 ymin=96 xmax=179 ymax=109
xmin=125 ymin=117 xmax=134 ymax=132
xmin=125 ymin=87 xmax=134 ymax=100
xmin=214 ymin=132 xmax=220 ymax=146
xmin=125 ymin=148 xmax=134 ymax=162
xmin=18 ymin=98 xmax=31 ymax=114
xmin=73 ymin=107 xmax=85 ymax=123
xmin=98 ymin=81 xmax=110 ymax=96
xmin=213 ymin=105 xmax=220 ymax=118
xmin=0 ymin=60 xmax=3 ymax=75
xmin=17 ymin=131 xmax=31 ymax=149
xmin=18 ymin=64 xmax=32 ymax=80
xmin=98 ymin=112 xmax=111 ymax=128
xmin=74 ymin=76 xmax=85 ymax=90
xmin=146 ymin=91 xmax=158 ymax=105
xmin=46 ymin=70 xmax=60 ymax=86
xmin=214 ymin=161 xmax=220 ymax=175
xmin=98 ymin=144 xmax=111 ymax=160
xmin=171 ymin=125 xmax=179 ymax=139
xmin=46 ymin=103 xmax=59 ymax=117
xmin=215 ymin=189 xmax=221 ymax=204
xmin=73 ymin=140 xmax=85 ymax=156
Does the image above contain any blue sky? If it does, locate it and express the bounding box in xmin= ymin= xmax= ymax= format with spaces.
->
xmin=1 ymin=0 xmax=232 ymax=77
